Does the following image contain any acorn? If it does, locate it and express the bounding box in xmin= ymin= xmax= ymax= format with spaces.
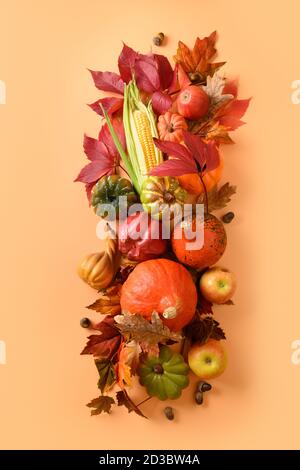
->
xmin=189 ymin=72 xmax=203 ymax=83
xmin=195 ymin=391 xmax=203 ymax=405
xmin=222 ymin=211 xmax=235 ymax=224
xmin=153 ymin=32 xmax=165 ymax=46
xmin=196 ymin=381 xmax=212 ymax=393
xmin=80 ymin=317 xmax=91 ymax=328
xmin=164 ymin=406 xmax=174 ymax=420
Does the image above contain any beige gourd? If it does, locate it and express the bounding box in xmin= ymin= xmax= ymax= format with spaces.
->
xmin=78 ymin=229 xmax=120 ymax=290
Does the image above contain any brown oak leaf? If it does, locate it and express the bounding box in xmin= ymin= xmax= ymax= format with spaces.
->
xmin=86 ymin=395 xmax=115 ymax=416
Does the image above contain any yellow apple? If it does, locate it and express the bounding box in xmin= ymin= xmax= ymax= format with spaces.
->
xmin=188 ymin=339 xmax=227 ymax=379
xmin=199 ymin=266 xmax=236 ymax=304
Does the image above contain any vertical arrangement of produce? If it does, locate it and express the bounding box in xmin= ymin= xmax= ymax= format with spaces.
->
xmin=75 ymin=31 xmax=250 ymax=418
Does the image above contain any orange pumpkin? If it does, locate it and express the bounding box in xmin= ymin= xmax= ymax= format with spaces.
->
xmin=120 ymin=258 xmax=197 ymax=331
xmin=178 ymin=157 xmax=224 ymax=195
xmin=157 ymin=112 xmax=188 ymax=143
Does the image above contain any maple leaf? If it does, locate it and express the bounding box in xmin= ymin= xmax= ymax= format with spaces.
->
xmin=116 ymin=340 xmax=141 ymax=388
xmin=150 ymin=131 xmax=220 ymax=178
xmin=116 ymin=390 xmax=148 ymax=419
xmin=88 ymin=97 xmax=124 ymax=117
xmin=218 ymin=98 xmax=251 ymax=130
xmin=95 ymin=358 xmax=116 ymax=393
xmin=81 ymin=316 xmax=122 ymax=359
xmin=114 ymin=312 xmax=181 ymax=353
xmin=174 ymin=32 xmax=226 ymax=80
xmin=87 ymin=284 xmax=122 ymax=316
xmin=89 ymin=70 xmax=124 ymax=94
xmin=202 ymin=122 xmax=234 ymax=145
xmin=184 ymin=313 xmax=226 ymax=344
xmin=86 ymin=395 xmax=115 ymax=416
xmin=198 ymin=182 xmax=236 ymax=212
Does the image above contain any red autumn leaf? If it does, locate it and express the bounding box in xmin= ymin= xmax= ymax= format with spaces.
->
xmin=89 ymin=70 xmax=124 ymax=94
xmin=182 ymin=131 xmax=220 ymax=171
xmin=154 ymin=54 xmax=173 ymax=91
xmin=118 ymin=43 xmax=139 ymax=83
xmin=135 ymin=57 xmax=160 ymax=93
xmin=219 ymin=98 xmax=251 ymax=130
xmin=151 ymin=132 xmax=220 ymax=178
xmin=223 ymin=78 xmax=238 ymax=98
xmin=168 ymin=64 xmax=191 ymax=94
xmin=151 ymin=91 xmax=172 ymax=115
xmin=85 ymin=182 xmax=95 ymax=204
xmin=81 ymin=316 xmax=122 ymax=359
xmin=98 ymin=120 xmax=126 ymax=158
xmin=88 ymin=97 xmax=124 ymax=117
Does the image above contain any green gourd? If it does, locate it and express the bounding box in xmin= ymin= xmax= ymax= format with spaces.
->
xmin=140 ymin=176 xmax=187 ymax=220
xmin=91 ymin=175 xmax=137 ymax=219
xmin=138 ymin=346 xmax=189 ymax=400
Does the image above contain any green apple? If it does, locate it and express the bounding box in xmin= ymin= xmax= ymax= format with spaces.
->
xmin=199 ymin=266 xmax=236 ymax=304
xmin=188 ymin=339 xmax=227 ymax=379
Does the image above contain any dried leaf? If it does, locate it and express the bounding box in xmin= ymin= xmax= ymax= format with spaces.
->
xmin=81 ymin=316 xmax=122 ymax=359
xmin=174 ymin=32 xmax=226 ymax=79
xmin=95 ymin=358 xmax=116 ymax=393
xmin=114 ymin=312 xmax=181 ymax=352
xmin=184 ymin=313 xmax=226 ymax=344
xmin=203 ymin=122 xmax=234 ymax=144
xmin=224 ymin=299 xmax=234 ymax=305
xmin=87 ymin=284 xmax=122 ymax=316
xmin=116 ymin=340 xmax=141 ymax=388
xmin=198 ymin=183 xmax=236 ymax=212
xmin=86 ymin=395 xmax=115 ymax=416
xmin=203 ymin=74 xmax=233 ymax=108
xmin=197 ymin=296 xmax=213 ymax=315
xmin=116 ymin=390 xmax=148 ymax=419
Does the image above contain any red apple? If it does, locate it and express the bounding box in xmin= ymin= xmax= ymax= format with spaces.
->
xmin=199 ymin=266 xmax=236 ymax=304
xmin=177 ymin=85 xmax=210 ymax=120
xmin=188 ymin=339 xmax=227 ymax=379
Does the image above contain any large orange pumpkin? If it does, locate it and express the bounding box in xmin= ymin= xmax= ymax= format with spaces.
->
xmin=178 ymin=157 xmax=223 ymax=195
xmin=157 ymin=112 xmax=188 ymax=143
xmin=120 ymin=258 xmax=197 ymax=331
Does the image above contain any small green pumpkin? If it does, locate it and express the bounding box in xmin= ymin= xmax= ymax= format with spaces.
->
xmin=91 ymin=175 xmax=137 ymax=219
xmin=138 ymin=346 xmax=189 ymax=400
xmin=140 ymin=176 xmax=187 ymax=220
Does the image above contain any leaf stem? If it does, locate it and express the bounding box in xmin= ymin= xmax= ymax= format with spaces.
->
xmin=136 ymin=396 xmax=153 ymax=407
xmin=198 ymin=172 xmax=209 ymax=214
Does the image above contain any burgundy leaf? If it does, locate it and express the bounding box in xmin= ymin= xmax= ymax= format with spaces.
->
xmin=182 ymin=131 xmax=207 ymax=169
xmin=149 ymin=158 xmax=197 ymax=177
xmin=153 ymin=138 xmax=192 ymax=163
xmin=151 ymin=91 xmax=172 ymax=115
xmin=89 ymin=70 xmax=124 ymax=94
xmin=99 ymin=120 xmax=126 ymax=157
xmin=135 ymin=58 xmax=160 ymax=93
xmin=204 ymin=141 xmax=220 ymax=172
xmin=118 ymin=43 xmax=139 ymax=83
xmin=154 ymin=54 xmax=173 ymax=90
xmin=219 ymin=98 xmax=251 ymax=130
xmin=74 ymin=160 xmax=112 ymax=184
xmin=81 ymin=316 xmax=122 ymax=359
xmin=88 ymin=97 xmax=123 ymax=117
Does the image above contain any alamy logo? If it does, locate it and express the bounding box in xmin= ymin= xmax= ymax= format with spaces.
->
xmin=291 ymin=339 xmax=300 ymax=365
xmin=0 ymin=340 xmax=6 ymax=365
xmin=291 ymin=80 xmax=300 ymax=104
xmin=0 ymin=80 xmax=6 ymax=104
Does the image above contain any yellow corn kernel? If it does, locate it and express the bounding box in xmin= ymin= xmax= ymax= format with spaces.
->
xmin=133 ymin=110 xmax=157 ymax=174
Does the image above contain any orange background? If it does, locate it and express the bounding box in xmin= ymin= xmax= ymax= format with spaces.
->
xmin=0 ymin=0 xmax=300 ymax=450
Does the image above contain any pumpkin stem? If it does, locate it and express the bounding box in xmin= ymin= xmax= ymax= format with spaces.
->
xmin=162 ymin=306 xmax=177 ymax=320
xmin=198 ymin=172 xmax=209 ymax=214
